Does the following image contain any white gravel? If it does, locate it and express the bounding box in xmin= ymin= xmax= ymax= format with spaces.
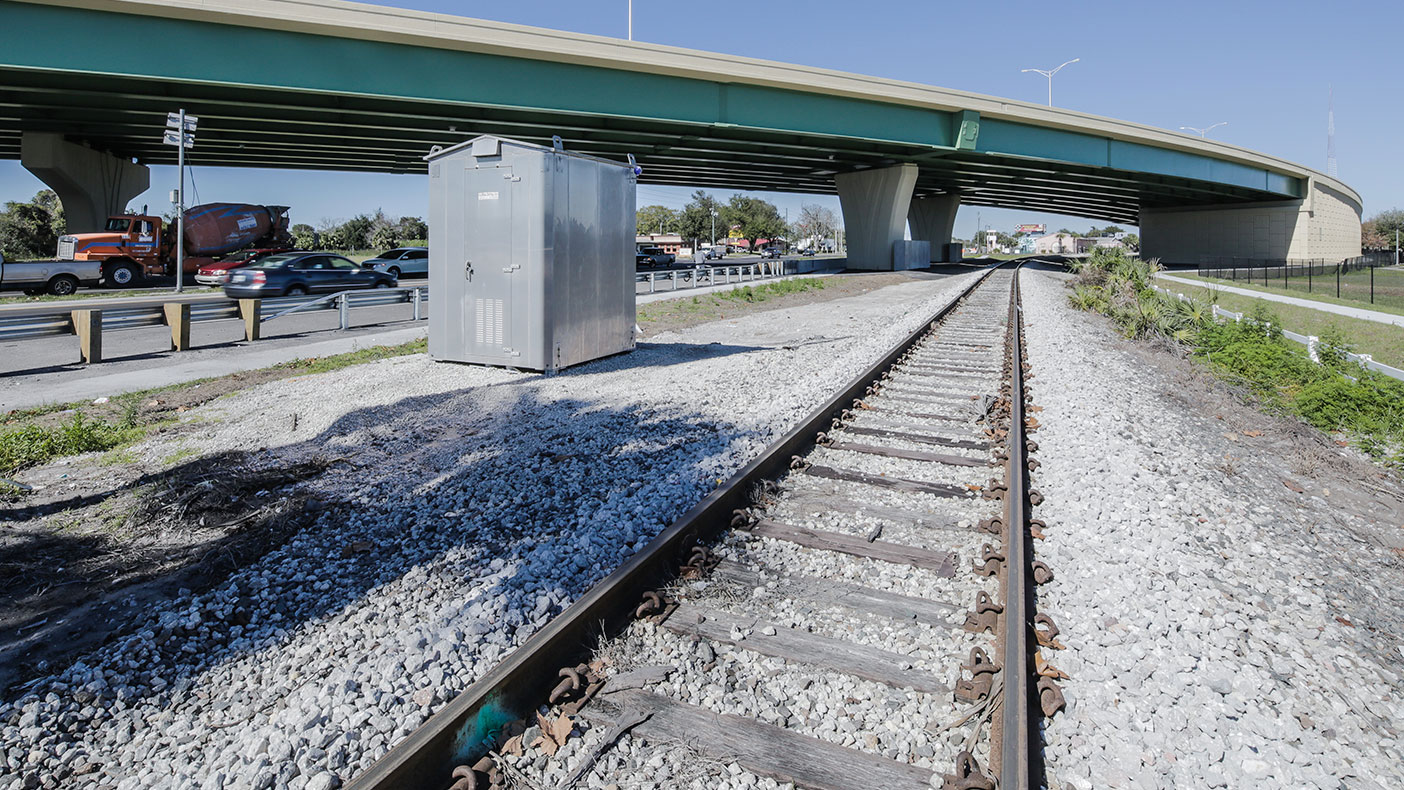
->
xmin=0 ymin=272 xmax=982 ymax=790
xmin=1021 ymin=269 xmax=1404 ymax=790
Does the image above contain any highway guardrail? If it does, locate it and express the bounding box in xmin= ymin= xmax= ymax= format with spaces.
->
xmin=0 ymin=260 xmax=834 ymax=364
xmin=0 ymin=285 xmax=429 ymax=364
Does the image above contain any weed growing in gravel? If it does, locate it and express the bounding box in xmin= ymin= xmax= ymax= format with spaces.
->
xmin=1065 ymin=248 xmax=1404 ymax=468
xmin=0 ymin=411 xmax=143 ymax=476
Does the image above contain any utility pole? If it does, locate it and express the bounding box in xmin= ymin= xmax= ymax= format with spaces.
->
xmin=628 ymin=0 xmax=632 ymax=40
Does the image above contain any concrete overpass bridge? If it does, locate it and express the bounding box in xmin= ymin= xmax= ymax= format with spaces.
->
xmin=1 ymin=0 xmax=1363 ymax=268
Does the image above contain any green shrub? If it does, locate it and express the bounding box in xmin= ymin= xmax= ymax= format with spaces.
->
xmin=1063 ymin=248 xmax=1404 ymax=468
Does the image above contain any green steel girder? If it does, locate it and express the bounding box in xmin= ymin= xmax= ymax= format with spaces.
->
xmin=0 ymin=0 xmax=1312 ymax=224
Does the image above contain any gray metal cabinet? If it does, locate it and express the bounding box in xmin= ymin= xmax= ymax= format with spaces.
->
xmin=427 ymin=135 xmax=637 ymax=372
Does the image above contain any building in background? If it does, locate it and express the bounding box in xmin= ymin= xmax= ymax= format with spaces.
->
xmin=636 ymin=234 xmax=683 ymax=255
xmin=1034 ymin=233 xmax=1076 ymax=255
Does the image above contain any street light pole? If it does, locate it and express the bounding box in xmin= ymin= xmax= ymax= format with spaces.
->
xmin=1021 ymin=58 xmax=1079 ymax=107
xmin=628 ymin=0 xmax=632 ymax=40
xmin=1179 ymin=122 xmax=1228 ymax=138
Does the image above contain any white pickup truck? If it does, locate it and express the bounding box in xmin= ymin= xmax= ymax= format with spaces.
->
xmin=0 ymin=251 xmax=103 ymax=296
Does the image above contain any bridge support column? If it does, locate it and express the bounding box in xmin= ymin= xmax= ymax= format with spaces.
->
xmin=908 ymin=194 xmax=960 ymax=262
xmin=836 ymin=164 xmax=917 ymax=271
xmin=21 ymin=132 xmax=149 ymax=233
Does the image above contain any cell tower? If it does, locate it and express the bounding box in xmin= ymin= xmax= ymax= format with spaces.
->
xmin=1327 ymin=86 xmax=1338 ymax=178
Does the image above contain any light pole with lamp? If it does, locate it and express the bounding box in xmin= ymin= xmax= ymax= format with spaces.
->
xmin=1021 ymin=58 xmax=1079 ymax=107
xmin=1179 ymin=122 xmax=1228 ymax=138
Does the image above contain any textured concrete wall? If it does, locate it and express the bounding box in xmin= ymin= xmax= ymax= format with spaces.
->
xmin=21 ymin=132 xmax=149 ymax=233
xmin=835 ymin=164 xmax=917 ymax=271
xmin=1141 ymin=180 xmax=1362 ymax=265
xmin=907 ymin=195 xmax=959 ymax=262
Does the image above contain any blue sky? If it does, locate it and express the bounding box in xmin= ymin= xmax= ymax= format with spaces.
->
xmin=3 ymin=0 xmax=1398 ymax=240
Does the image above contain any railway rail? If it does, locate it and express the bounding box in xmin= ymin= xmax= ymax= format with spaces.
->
xmin=347 ymin=263 xmax=1063 ymax=790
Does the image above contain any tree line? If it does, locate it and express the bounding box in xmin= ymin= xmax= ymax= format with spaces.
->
xmin=293 ymin=211 xmax=428 ymax=252
xmin=637 ymin=191 xmax=839 ymax=251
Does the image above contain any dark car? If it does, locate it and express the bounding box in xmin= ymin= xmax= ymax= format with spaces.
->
xmin=195 ymin=248 xmax=286 ymax=286
xmin=222 ymin=251 xmax=397 ymax=298
xmin=361 ymin=246 xmax=429 ymax=278
xmin=760 ymin=248 xmax=784 ymax=259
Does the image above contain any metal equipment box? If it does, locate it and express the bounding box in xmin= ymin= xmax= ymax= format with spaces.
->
xmin=426 ymin=135 xmax=637 ymax=372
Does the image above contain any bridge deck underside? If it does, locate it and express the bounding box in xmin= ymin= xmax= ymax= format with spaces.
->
xmin=1 ymin=68 xmax=1285 ymax=226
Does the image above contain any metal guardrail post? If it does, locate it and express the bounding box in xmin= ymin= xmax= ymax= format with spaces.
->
xmin=413 ymin=287 xmax=423 ymax=320
xmin=671 ymin=270 xmax=678 ymax=290
xmin=71 ymin=309 xmax=102 ymax=364
xmin=163 ymin=303 xmax=191 ymax=352
xmin=649 ymin=272 xmax=655 ymax=293
xmin=339 ymin=294 xmax=350 ymax=330
xmin=238 ymin=299 xmax=261 ymax=341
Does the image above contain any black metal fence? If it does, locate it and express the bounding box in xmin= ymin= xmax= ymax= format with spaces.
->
xmin=1196 ymin=250 xmax=1401 ymax=307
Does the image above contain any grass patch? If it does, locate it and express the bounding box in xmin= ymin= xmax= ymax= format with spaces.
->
xmin=1166 ymin=271 xmax=1404 ymax=318
xmin=637 ymin=277 xmax=829 ymax=326
xmin=716 ymin=278 xmax=827 ymax=303
xmin=2 ymin=337 xmax=428 ymax=479
xmin=1155 ymin=279 xmax=1404 ymax=369
xmin=0 ymin=412 xmax=145 ymax=476
xmin=268 ymin=337 xmax=428 ymax=375
xmin=100 ymin=448 xmax=141 ymax=467
xmin=162 ymin=447 xmax=197 ymax=466
xmin=1068 ymin=249 xmax=1404 ymax=469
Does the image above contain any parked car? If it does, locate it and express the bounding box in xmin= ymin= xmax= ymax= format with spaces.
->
xmin=222 ymin=252 xmax=397 ymax=298
xmin=195 ymin=248 xmax=286 ymax=286
xmin=636 ymin=246 xmax=676 ymax=267
xmin=360 ymin=246 xmax=429 ymax=278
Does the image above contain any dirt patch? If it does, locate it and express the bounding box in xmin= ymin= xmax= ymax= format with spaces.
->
xmin=0 ymin=451 xmax=336 ymax=690
xmin=637 ymin=271 xmax=948 ymax=337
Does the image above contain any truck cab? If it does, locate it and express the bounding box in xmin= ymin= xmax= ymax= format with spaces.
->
xmin=57 ymin=214 xmax=166 ymax=286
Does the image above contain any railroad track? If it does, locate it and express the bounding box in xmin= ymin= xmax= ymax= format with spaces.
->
xmin=348 ymin=263 xmax=1063 ymax=790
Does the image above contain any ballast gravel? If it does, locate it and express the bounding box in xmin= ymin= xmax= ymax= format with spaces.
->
xmin=0 ymin=272 xmax=980 ymax=790
xmin=1021 ymin=270 xmax=1404 ymax=790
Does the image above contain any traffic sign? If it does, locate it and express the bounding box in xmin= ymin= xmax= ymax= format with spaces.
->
xmin=166 ymin=112 xmax=198 ymax=131
xmin=162 ymin=129 xmax=194 ymax=148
